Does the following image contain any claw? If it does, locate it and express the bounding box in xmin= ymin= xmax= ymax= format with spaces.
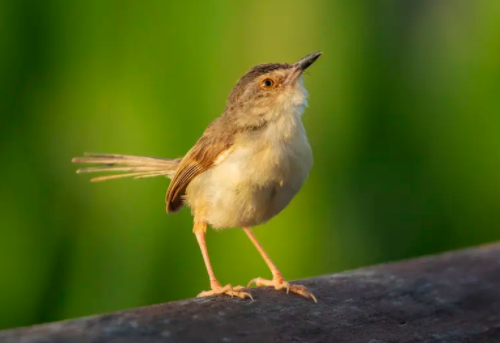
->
xmin=247 ymin=277 xmax=317 ymax=302
xmin=197 ymin=284 xmax=253 ymax=301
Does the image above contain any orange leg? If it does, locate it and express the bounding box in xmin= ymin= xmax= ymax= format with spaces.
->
xmin=194 ymin=222 xmax=252 ymax=300
xmin=243 ymin=227 xmax=316 ymax=302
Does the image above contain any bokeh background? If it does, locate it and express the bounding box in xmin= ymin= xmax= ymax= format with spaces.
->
xmin=1 ymin=0 xmax=499 ymax=330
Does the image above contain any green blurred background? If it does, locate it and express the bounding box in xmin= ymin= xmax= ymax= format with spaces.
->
xmin=1 ymin=0 xmax=499 ymax=330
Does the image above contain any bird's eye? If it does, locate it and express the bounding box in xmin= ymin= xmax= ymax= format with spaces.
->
xmin=261 ymin=78 xmax=275 ymax=88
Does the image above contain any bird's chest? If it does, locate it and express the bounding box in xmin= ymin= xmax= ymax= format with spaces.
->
xmin=190 ymin=119 xmax=312 ymax=229
xmin=236 ymin=128 xmax=312 ymax=190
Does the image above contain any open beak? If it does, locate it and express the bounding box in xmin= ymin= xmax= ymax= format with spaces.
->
xmin=287 ymin=51 xmax=322 ymax=83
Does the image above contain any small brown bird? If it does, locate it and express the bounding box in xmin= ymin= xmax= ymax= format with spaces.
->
xmin=73 ymin=52 xmax=322 ymax=302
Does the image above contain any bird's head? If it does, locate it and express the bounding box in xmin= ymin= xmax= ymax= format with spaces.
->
xmin=225 ymin=52 xmax=322 ymax=123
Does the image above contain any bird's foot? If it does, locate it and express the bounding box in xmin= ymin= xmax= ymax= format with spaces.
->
xmin=247 ymin=276 xmax=317 ymax=302
xmin=197 ymin=283 xmax=253 ymax=301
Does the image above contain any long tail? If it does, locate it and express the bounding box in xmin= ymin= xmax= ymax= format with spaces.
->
xmin=72 ymin=153 xmax=182 ymax=182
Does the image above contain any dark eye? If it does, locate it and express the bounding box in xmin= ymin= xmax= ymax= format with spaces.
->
xmin=261 ymin=78 xmax=275 ymax=88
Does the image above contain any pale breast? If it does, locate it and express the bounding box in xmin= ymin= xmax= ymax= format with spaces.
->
xmin=185 ymin=118 xmax=313 ymax=230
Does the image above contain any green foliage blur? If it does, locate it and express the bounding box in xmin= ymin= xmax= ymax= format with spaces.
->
xmin=1 ymin=0 xmax=499 ymax=330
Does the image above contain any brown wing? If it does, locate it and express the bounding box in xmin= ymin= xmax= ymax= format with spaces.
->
xmin=166 ymin=120 xmax=234 ymax=213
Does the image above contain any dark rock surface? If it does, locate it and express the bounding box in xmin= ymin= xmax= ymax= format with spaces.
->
xmin=1 ymin=243 xmax=499 ymax=343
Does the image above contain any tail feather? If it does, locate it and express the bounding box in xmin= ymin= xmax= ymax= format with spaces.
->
xmin=72 ymin=153 xmax=181 ymax=182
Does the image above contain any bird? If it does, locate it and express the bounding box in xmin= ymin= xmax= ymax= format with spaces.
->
xmin=72 ymin=51 xmax=322 ymax=302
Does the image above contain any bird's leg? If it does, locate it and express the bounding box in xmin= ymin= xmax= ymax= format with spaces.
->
xmin=194 ymin=222 xmax=252 ymax=300
xmin=244 ymin=227 xmax=316 ymax=302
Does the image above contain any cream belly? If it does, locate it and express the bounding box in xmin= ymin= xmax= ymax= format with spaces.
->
xmin=185 ymin=121 xmax=313 ymax=229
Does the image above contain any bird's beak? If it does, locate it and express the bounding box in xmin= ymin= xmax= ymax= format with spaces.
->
xmin=286 ymin=51 xmax=322 ymax=83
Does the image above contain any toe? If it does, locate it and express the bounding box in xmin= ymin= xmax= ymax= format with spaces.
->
xmin=277 ymin=281 xmax=291 ymax=294
xmin=233 ymin=290 xmax=254 ymax=301
xmin=247 ymin=277 xmax=276 ymax=288
xmin=247 ymin=277 xmax=262 ymax=288
xmin=245 ymin=277 xmax=317 ymax=302
xmin=289 ymin=285 xmax=317 ymax=303
xmin=233 ymin=285 xmax=246 ymax=291
xmin=228 ymin=285 xmax=253 ymax=300
xmin=197 ymin=284 xmax=253 ymax=301
xmin=196 ymin=290 xmax=213 ymax=298
xmin=247 ymin=278 xmax=257 ymax=288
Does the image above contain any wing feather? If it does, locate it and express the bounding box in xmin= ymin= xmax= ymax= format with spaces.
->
xmin=166 ymin=120 xmax=234 ymax=213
